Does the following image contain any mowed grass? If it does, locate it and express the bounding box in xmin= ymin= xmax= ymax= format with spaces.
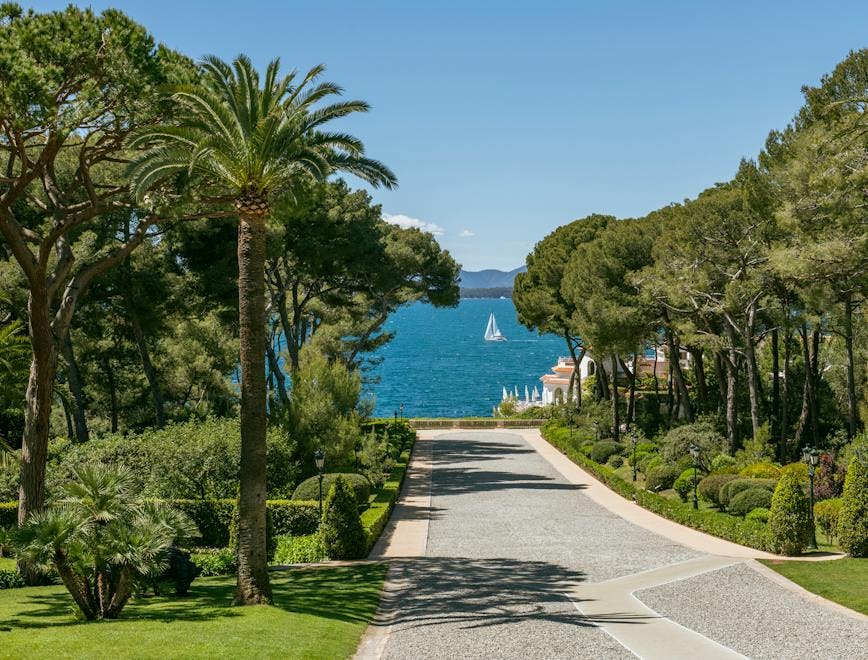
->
xmin=759 ymin=558 xmax=868 ymax=615
xmin=0 ymin=563 xmax=386 ymax=659
xmin=0 ymin=557 xmax=14 ymax=571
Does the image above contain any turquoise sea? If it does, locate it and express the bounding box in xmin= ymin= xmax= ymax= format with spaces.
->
xmin=365 ymin=298 xmax=563 ymax=418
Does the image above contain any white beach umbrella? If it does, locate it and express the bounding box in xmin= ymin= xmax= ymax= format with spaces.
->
xmin=525 ymin=385 xmax=530 ymax=402
xmin=533 ymin=386 xmax=540 ymax=401
xmin=513 ymin=386 xmax=519 ymax=399
xmin=502 ymin=386 xmax=508 ymax=401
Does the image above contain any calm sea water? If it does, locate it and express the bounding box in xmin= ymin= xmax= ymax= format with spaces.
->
xmin=365 ymin=298 xmax=563 ymax=418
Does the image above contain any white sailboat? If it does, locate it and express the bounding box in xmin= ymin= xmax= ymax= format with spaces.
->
xmin=484 ymin=312 xmax=507 ymax=342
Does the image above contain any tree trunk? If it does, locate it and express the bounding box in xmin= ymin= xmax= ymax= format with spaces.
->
xmin=597 ymin=360 xmax=611 ymax=401
xmin=234 ymin=212 xmax=272 ymax=606
xmin=564 ymin=336 xmax=583 ymax=410
xmin=60 ymin=332 xmax=89 ymax=441
xmin=781 ymin=327 xmax=791 ymax=460
xmin=843 ymin=296 xmax=859 ymax=439
xmin=58 ymin=390 xmax=73 ymax=439
xmin=19 ymin=287 xmax=57 ymax=526
xmin=743 ymin=326 xmax=762 ymax=439
xmin=771 ymin=327 xmax=780 ymax=457
xmin=723 ymin=347 xmax=739 ymax=454
xmin=265 ymin=336 xmax=289 ymax=406
xmin=617 ymin=354 xmax=637 ymax=427
xmin=100 ymin=359 xmax=118 ymax=434
xmin=610 ymin=353 xmax=620 ymax=441
xmin=688 ymin=347 xmax=708 ymax=411
xmin=128 ymin=307 xmax=165 ymax=428
xmin=809 ymin=327 xmax=820 ymax=446
xmin=667 ymin=330 xmax=693 ymax=422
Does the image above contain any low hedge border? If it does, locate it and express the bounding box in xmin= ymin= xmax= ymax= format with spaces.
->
xmin=361 ymin=432 xmax=416 ymax=553
xmin=541 ymin=422 xmax=774 ymax=552
xmin=0 ymin=499 xmax=320 ymax=549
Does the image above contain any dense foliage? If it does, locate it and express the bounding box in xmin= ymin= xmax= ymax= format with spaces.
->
xmin=769 ymin=473 xmax=811 ymax=556
xmin=838 ymin=457 xmax=868 ymax=556
xmin=320 ymin=477 xmax=366 ymax=560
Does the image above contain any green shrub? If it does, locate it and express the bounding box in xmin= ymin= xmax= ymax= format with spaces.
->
xmin=734 ymin=424 xmax=775 ymax=467
xmin=659 ymin=417 xmax=726 ymax=470
xmin=710 ymin=453 xmax=738 ymax=474
xmin=646 ymin=465 xmax=680 ymax=491
xmin=729 ymin=488 xmax=774 ymax=517
xmin=191 ymin=547 xmax=236 ymax=576
xmin=361 ymin=442 xmax=414 ymax=552
xmin=745 ymin=507 xmax=770 ymax=524
xmin=697 ymin=474 xmax=738 ymax=507
xmin=0 ymin=502 xmax=16 ymax=529
xmin=814 ymin=497 xmax=843 ymax=545
xmin=674 ymin=468 xmax=702 ymax=502
xmin=541 ymin=421 xmax=772 ymax=551
xmin=769 ymin=472 xmax=811 ymax=555
xmin=0 ymin=526 xmax=11 ymax=557
xmin=780 ymin=462 xmax=808 ymax=482
xmin=590 ymin=441 xmax=623 ymax=464
xmin=607 ymin=455 xmax=624 ymax=469
xmin=838 ymin=457 xmax=868 ymax=557
xmin=635 ymin=442 xmax=658 ymax=455
xmin=739 ymin=462 xmax=781 ymax=479
xmin=642 ymin=454 xmax=663 ymax=474
xmin=292 ymin=473 xmax=371 ymax=505
xmin=321 ymin=476 xmax=366 ymax=560
xmin=720 ymin=478 xmax=777 ymax=510
xmin=274 ymin=533 xmax=327 ymax=564
xmin=172 ymin=499 xmax=235 ymax=547
xmin=0 ymin=569 xmax=24 ymax=590
xmin=268 ymin=500 xmax=320 ymax=537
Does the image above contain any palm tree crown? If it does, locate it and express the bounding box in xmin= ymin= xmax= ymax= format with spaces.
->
xmin=127 ymin=54 xmax=396 ymax=208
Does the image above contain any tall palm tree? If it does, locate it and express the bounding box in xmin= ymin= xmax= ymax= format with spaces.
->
xmin=127 ymin=55 xmax=395 ymax=605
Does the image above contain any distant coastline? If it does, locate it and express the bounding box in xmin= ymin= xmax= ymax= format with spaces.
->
xmin=460 ymin=286 xmax=513 ymax=299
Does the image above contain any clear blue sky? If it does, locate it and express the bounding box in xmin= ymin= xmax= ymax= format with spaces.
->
xmin=28 ymin=1 xmax=868 ymax=269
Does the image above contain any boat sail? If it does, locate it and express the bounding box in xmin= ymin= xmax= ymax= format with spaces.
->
xmin=484 ymin=313 xmax=507 ymax=342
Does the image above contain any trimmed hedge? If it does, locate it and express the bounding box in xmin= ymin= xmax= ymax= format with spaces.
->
xmin=541 ymin=421 xmax=774 ymax=552
xmin=674 ymin=468 xmax=702 ymax=502
xmin=769 ymin=472 xmax=811 ymax=555
xmin=646 ymin=464 xmax=679 ymax=491
xmin=719 ymin=478 xmax=777 ymax=510
xmin=746 ymin=507 xmax=770 ymax=524
xmin=729 ymin=488 xmax=774 ymax=517
xmin=191 ymin=548 xmax=236 ymax=576
xmin=739 ymin=462 xmax=781 ymax=479
xmin=0 ymin=569 xmax=24 ymax=590
xmin=839 ymin=457 xmax=868 ymax=557
xmin=292 ymin=473 xmax=371 ymax=505
xmin=590 ymin=441 xmax=623 ymax=465
xmin=360 ymin=437 xmax=415 ymax=553
xmin=321 ymin=477 xmax=366 ymax=560
xmin=697 ymin=474 xmax=738 ymax=507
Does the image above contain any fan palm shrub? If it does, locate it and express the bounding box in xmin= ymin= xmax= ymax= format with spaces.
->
xmin=15 ymin=464 xmax=197 ymax=620
xmin=126 ymin=55 xmax=395 ymax=604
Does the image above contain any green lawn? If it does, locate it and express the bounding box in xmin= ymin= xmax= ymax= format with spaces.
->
xmin=0 ymin=557 xmax=14 ymax=571
xmin=759 ymin=558 xmax=868 ymax=615
xmin=0 ymin=564 xmax=386 ymax=659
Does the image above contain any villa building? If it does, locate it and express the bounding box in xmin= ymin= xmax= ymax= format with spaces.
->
xmin=539 ymin=347 xmax=691 ymax=405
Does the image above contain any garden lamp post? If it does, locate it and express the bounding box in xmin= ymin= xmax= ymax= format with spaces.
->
xmin=315 ymin=448 xmax=326 ymax=517
xmin=631 ymin=431 xmax=638 ymax=482
xmin=400 ymin=403 xmax=404 ymax=421
xmin=688 ymin=442 xmax=700 ymax=510
xmin=802 ymin=446 xmax=819 ymax=551
xmin=594 ymin=420 xmax=600 ymax=441
xmin=393 ymin=410 xmax=398 ymax=422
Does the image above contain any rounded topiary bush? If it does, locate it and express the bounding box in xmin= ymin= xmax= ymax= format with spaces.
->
xmin=838 ymin=457 xmax=868 ymax=557
xmin=292 ymin=473 xmax=371 ymax=505
xmin=720 ymin=478 xmax=776 ymax=510
xmin=321 ymin=476 xmax=367 ymax=560
xmin=729 ymin=488 xmax=774 ymax=517
xmin=745 ymin=507 xmax=771 ymax=524
xmin=607 ymin=455 xmax=624 ymax=469
xmin=739 ymin=462 xmax=781 ymax=480
xmin=769 ymin=472 xmax=811 ymax=556
xmin=590 ymin=441 xmax=623 ymax=465
xmin=698 ymin=474 xmax=738 ymax=507
xmin=646 ymin=464 xmax=680 ymax=492
xmin=674 ymin=468 xmax=702 ymax=502
xmin=780 ymin=462 xmax=808 ymax=483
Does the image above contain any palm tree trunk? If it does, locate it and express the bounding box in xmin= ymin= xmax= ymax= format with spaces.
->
xmin=234 ymin=211 xmax=272 ymax=606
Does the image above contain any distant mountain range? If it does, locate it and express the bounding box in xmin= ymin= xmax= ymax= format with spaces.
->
xmin=458 ymin=266 xmax=526 ymax=289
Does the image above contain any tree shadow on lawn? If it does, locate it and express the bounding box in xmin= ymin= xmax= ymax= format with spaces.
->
xmin=374 ymin=557 xmax=655 ymax=632
xmin=3 ymin=565 xmax=384 ymax=631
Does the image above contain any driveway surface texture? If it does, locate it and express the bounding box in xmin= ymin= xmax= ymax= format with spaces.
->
xmin=358 ymin=430 xmax=868 ymax=660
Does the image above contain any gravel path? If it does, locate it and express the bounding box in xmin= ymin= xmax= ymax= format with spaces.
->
xmin=635 ymin=562 xmax=868 ymax=660
xmin=379 ymin=431 xmax=698 ymax=659
xmin=371 ymin=430 xmax=867 ymax=660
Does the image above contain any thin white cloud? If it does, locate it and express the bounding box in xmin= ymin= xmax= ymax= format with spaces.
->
xmin=459 ymin=229 xmax=475 ymax=238
xmin=383 ymin=213 xmax=444 ymax=236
